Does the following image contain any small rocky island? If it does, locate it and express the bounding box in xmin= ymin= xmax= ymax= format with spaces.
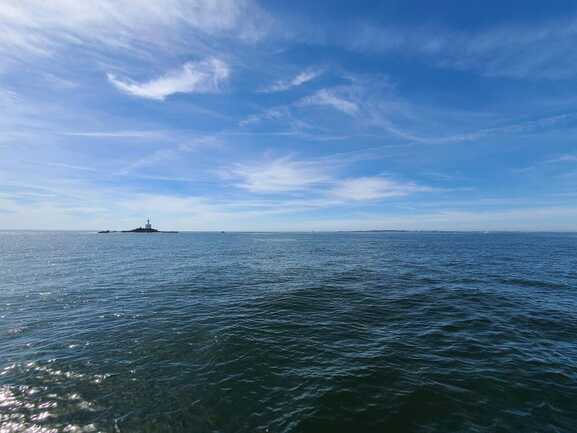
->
xmin=98 ymin=219 xmax=177 ymax=233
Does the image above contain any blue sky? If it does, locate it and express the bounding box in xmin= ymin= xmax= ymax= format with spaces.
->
xmin=1 ymin=0 xmax=577 ymax=231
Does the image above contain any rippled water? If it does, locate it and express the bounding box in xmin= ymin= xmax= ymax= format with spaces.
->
xmin=1 ymin=231 xmax=577 ymax=433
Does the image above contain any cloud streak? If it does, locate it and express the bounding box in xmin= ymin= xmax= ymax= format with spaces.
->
xmin=224 ymin=156 xmax=332 ymax=193
xmin=0 ymin=0 xmax=270 ymax=62
xmin=261 ymin=68 xmax=323 ymax=93
xmin=315 ymin=16 xmax=577 ymax=79
xmin=300 ymin=88 xmax=359 ymax=115
xmin=107 ymin=58 xmax=230 ymax=100
xmin=61 ymin=130 xmax=167 ymax=138
xmin=331 ymin=177 xmax=431 ymax=201
xmin=222 ymin=153 xmax=433 ymax=204
xmin=546 ymin=154 xmax=577 ymax=164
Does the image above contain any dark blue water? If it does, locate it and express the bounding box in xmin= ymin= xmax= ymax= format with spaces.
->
xmin=1 ymin=231 xmax=577 ymax=433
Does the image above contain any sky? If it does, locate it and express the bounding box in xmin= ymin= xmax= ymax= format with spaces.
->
xmin=1 ymin=0 xmax=577 ymax=231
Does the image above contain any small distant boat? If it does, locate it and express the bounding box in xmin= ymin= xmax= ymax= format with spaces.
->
xmin=98 ymin=218 xmax=178 ymax=233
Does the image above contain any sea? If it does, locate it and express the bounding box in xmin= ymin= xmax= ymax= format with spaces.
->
xmin=1 ymin=231 xmax=576 ymax=433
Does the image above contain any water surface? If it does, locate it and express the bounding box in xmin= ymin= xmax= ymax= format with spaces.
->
xmin=1 ymin=231 xmax=576 ymax=432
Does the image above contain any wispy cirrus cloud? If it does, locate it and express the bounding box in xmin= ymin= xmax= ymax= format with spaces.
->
xmin=224 ymin=156 xmax=332 ymax=193
xmin=118 ymin=134 xmax=225 ymax=175
xmin=302 ymin=76 xmax=577 ymax=145
xmin=221 ymin=151 xmax=433 ymax=203
xmin=239 ymin=107 xmax=290 ymax=127
xmin=107 ymin=58 xmax=230 ymax=100
xmin=119 ymin=149 xmax=178 ymax=175
xmin=61 ymin=130 xmax=167 ymax=138
xmin=20 ymin=160 xmax=99 ymax=172
xmin=330 ymin=177 xmax=432 ymax=201
xmin=309 ymin=16 xmax=577 ymax=80
xmin=546 ymin=154 xmax=577 ymax=164
xmin=300 ymin=87 xmax=359 ymax=115
xmin=514 ymin=151 xmax=577 ymax=175
xmin=261 ymin=68 xmax=323 ymax=93
xmin=0 ymin=0 xmax=270 ymax=62
xmin=108 ymin=54 xmax=577 ymax=148
xmin=2 ymin=180 xmax=577 ymax=231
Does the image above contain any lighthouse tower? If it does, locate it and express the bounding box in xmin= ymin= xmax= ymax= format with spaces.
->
xmin=145 ymin=218 xmax=152 ymax=230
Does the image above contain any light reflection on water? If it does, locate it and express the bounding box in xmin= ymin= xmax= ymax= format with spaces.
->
xmin=1 ymin=362 xmax=104 ymax=433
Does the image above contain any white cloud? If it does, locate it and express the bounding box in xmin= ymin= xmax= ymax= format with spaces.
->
xmin=331 ymin=177 xmax=431 ymax=201
xmin=224 ymin=156 xmax=331 ymax=193
xmin=119 ymin=135 xmax=224 ymax=174
xmin=237 ymin=105 xmax=324 ymax=138
xmin=0 ymin=89 xmax=20 ymax=107
xmin=177 ymin=135 xmax=224 ymax=152
xmin=0 ymin=0 xmax=270 ymax=61
xmin=239 ymin=107 xmax=289 ymax=127
xmin=61 ymin=130 xmax=166 ymax=138
xmin=107 ymin=58 xmax=230 ymax=100
xmin=546 ymin=154 xmax=577 ymax=163
xmin=119 ymin=149 xmax=178 ymax=174
xmin=261 ymin=206 xmax=577 ymax=232
xmin=319 ymin=17 xmax=577 ymax=80
xmin=301 ymin=88 xmax=359 ymax=115
xmin=4 ymin=180 xmax=577 ymax=231
xmin=222 ymin=153 xmax=431 ymax=200
xmin=21 ymin=160 xmax=99 ymax=172
xmin=262 ymin=69 xmax=323 ymax=93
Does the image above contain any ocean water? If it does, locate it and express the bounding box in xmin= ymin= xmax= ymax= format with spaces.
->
xmin=1 ymin=231 xmax=577 ymax=433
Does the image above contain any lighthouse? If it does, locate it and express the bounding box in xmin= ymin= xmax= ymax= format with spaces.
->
xmin=100 ymin=217 xmax=177 ymax=233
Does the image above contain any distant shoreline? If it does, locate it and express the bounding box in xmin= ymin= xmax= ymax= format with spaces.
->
xmin=1 ymin=230 xmax=576 ymax=234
